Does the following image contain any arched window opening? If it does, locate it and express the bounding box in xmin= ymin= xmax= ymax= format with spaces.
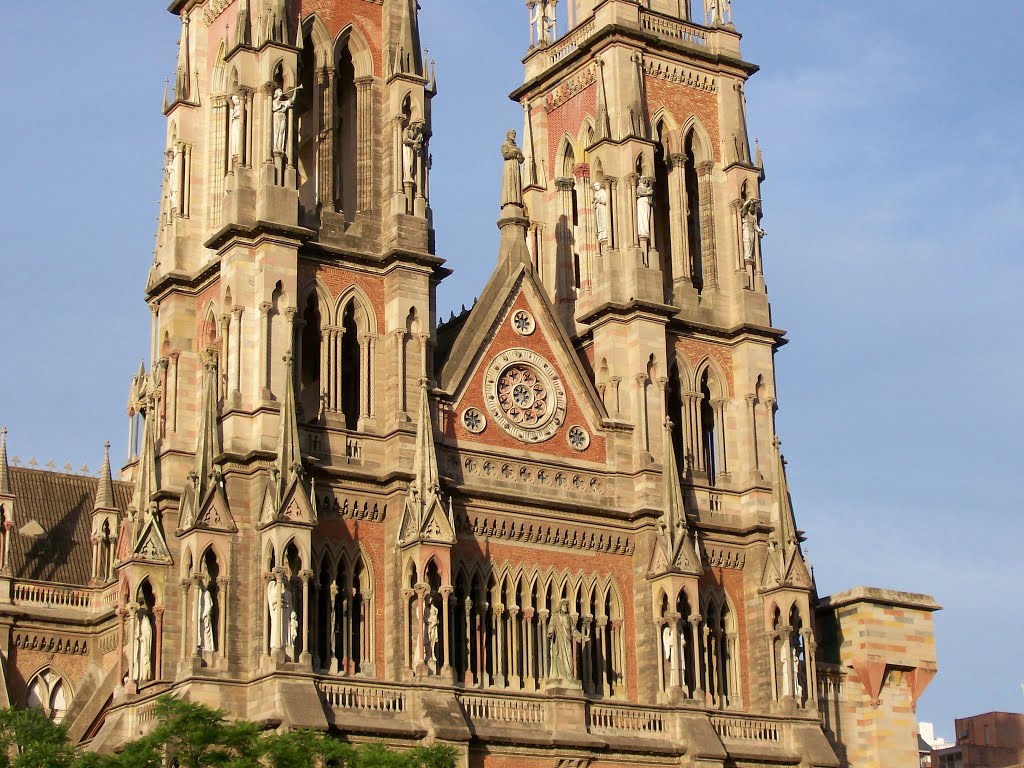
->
xmin=684 ymin=130 xmax=703 ymax=292
xmin=131 ymin=581 xmax=158 ymax=684
xmin=296 ymin=32 xmax=319 ymax=223
xmin=668 ymin=364 xmax=685 ymax=467
xmin=341 ymin=302 xmax=361 ymax=430
xmin=198 ymin=549 xmax=220 ymax=653
xmin=334 ymin=45 xmax=358 ymax=220
xmin=299 ymin=293 xmax=322 ymax=419
xmin=653 ymin=128 xmax=674 ymax=300
xmin=700 ymin=370 xmax=717 ymax=485
xmin=789 ymin=605 xmax=808 ymax=709
xmin=26 ymin=668 xmax=70 ymax=723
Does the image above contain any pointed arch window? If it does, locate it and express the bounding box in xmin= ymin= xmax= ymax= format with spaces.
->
xmin=26 ymin=668 xmax=70 ymax=723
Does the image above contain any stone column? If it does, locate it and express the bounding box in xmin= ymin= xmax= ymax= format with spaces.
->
xmin=479 ymin=601 xmax=490 ymax=686
xmin=464 ymin=598 xmax=475 ymax=685
xmin=634 ymin=373 xmax=650 ymax=457
xmin=231 ymin=306 xmax=244 ymax=402
xmin=712 ymin=398 xmax=730 ymax=479
xmin=523 ymin=607 xmax=536 ymax=690
xmin=670 ymin=153 xmax=691 ymax=282
xmin=687 ymin=390 xmax=706 ymax=472
xmin=153 ymin=607 xmax=164 ymax=679
xmin=179 ymin=579 xmax=191 ymax=662
xmin=508 ymin=605 xmax=521 ymax=688
xmin=331 ymin=583 xmax=342 ymax=673
xmin=441 ymin=586 xmax=454 ymax=679
xmin=259 ymin=303 xmax=273 ymax=399
xmin=355 ymin=76 xmax=374 ymax=212
xmin=697 ymin=161 xmax=718 ymax=288
xmin=746 ymin=394 xmax=759 ymax=476
xmin=217 ymin=576 xmax=229 ymax=658
xmin=765 ymin=397 xmax=778 ymax=443
xmin=626 ymin=173 xmax=640 ymax=248
xmin=221 ymin=312 xmax=233 ymax=398
xmin=299 ymin=569 xmax=313 ymax=665
xmin=116 ymin=607 xmax=127 ymax=686
xmin=393 ymin=329 xmax=408 ymax=418
xmin=555 ymin=177 xmax=576 ymax=307
xmin=494 ymin=603 xmax=506 ymax=687
xmin=667 ymin=613 xmax=680 ymax=690
xmin=803 ymin=628 xmax=818 ymax=706
xmin=262 ymin=572 xmax=274 ymax=659
xmin=689 ymin=615 xmax=704 ymax=700
xmin=575 ymin=165 xmax=596 ymax=292
xmin=317 ymin=67 xmax=334 ymax=206
xmin=608 ymin=376 xmax=621 ymax=417
xmin=780 ymin=628 xmax=794 ymax=699
xmin=605 ymin=177 xmax=619 ymax=250
xmin=611 ymin=618 xmax=624 ymax=692
xmin=538 ymin=609 xmax=550 ymax=683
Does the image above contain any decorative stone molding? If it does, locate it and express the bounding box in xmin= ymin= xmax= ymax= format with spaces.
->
xmin=202 ymin=0 xmax=233 ymax=25
xmin=703 ymin=545 xmax=746 ymax=570
xmin=13 ymin=632 xmax=88 ymax=655
xmin=314 ymin=494 xmax=388 ymax=523
xmin=444 ymin=451 xmax=604 ymax=498
xmin=544 ymin=63 xmax=598 ymax=112
xmin=458 ymin=511 xmax=634 ymax=556
xmin=644 ymin=58 xmax=718 ymax=93
xmin=484 ymin=349 xmax=567 ymax=444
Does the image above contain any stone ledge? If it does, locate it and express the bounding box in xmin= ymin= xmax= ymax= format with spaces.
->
xmin=817 ymin=586 xmax=941 ymax=613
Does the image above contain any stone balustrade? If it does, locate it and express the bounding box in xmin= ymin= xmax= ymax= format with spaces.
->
xmin=639 ymin=12 xmax=709 ymax=48
xmin=12 ymin=581 xmax=94 ymax=611
xmin=711 ymin=714 xmax=783 ymax=743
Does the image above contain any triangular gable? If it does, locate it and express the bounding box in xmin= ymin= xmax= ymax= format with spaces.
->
xmin=784 ymin=550 xmax=813 ymax=590
xmin=439 ymin=264 xmax=609 ymax=458
xmin=132 ymin=517 xmax=172 ymax=564
xmin=190 ymin=485 xmax=236 ymax=534
xmin=259 ymin=475 xmax=317 ymax=530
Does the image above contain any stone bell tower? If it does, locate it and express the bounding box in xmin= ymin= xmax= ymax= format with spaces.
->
xmin=116 ymin=0 xmax=446 ymax=701
xmin=511 ymin=0 xmax=808 ymax=717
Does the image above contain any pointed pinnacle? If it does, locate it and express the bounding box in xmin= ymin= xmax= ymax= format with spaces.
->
xmin=95 ymin=441 xmax=115 ymax=510
xmin=0 ymin=426 xmax=10 ymax=495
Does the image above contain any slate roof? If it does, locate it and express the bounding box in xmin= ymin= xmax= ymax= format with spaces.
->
xmin=7 ymin=467 xmax=131 ymax=586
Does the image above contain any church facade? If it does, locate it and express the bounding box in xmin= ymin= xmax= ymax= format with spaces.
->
xmin=0 ymin=1 xmax=940 ymax=766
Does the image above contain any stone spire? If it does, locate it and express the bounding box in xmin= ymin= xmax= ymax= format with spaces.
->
xmin=94 ymin=441 xmax=115 ymax=511
xmin=399 ymin=380 xmax=454 ymax=545
xmin=655 ymin=419 xmax=701 ymax=576
xmin=767 ymin=438 xmax=811 ymax=589
xmin=0 ymin=427 xmax=10 ymax=497
xmin=190 ymin=350 xmax=222 ymax=500
xmin=235 ymin=0 xmax=251 ymax=48
xmin=390 ymin=0 xmax=423 ymax=77
xmin=131 ymin=406 xmax=159 ymax=522
xmin=174 ymin=13 xmax=192 ymax=103
xmin=273 ymin=354 xmax=303 ymax=502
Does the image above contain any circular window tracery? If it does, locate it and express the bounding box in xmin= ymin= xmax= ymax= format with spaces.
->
xmin=483 ymin=349 xmax=566 ymax=443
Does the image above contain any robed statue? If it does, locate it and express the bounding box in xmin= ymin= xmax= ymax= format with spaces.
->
xmin=501 ymin=130 xmax=525 ymax=208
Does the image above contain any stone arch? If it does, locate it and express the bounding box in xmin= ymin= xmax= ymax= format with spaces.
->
xmin=557 ymin=134 xmax=576 ymax=178
xmin=693 ymin=356 xmax=729 ymax=399
xmin=301 ymin=14 xmax=333 ymax=68
xmin=681 ymin=116 xmax=714 ymax=164
xmin=212 ymin=41 xmax=229 ymax=95
xmin=336 ymin=23 xmax=375 ymax=79
xmin=25 ymin=665 xmax=72 ymax=723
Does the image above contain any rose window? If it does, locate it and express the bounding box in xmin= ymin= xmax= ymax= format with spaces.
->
xmin=497 ymin=365 xmax=549 ymax=426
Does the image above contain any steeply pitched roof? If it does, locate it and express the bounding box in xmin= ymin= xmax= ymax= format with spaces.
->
xmin=8 ymin=468 xmax=131 ymax=586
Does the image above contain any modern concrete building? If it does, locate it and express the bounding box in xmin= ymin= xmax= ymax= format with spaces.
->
xmin=933 ymin=713 xmax=1024 ymax=768
xmin=0 ymin=1 xmax=941 ymax=766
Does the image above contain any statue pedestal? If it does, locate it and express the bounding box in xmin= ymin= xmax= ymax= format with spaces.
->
xmin=543 ymin=677 xmax=583 ymax=695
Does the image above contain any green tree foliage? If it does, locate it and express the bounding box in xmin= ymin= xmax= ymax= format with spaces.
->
xmin=1 ymin=698 xmax=456 ymax=768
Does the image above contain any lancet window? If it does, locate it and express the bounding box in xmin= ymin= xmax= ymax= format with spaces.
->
xmin=658 ymin=586 xmax=739 ymax=708
xmin=772 ymin=604 xmax=813 ymax=710
xmin=673 ymin=361 xmax=729 ymax=483
xmin=295 ymin=286 xmax=376 ymax=430
xmin=653 ymin=125 xmax=675 ymax=299
xmin=449 ymin=565 xmax=626 ymax=698
xmin=26 ymin=668 xmax=70 ymax=723
xmin=313 ymin=546 xmax=374 ymax=675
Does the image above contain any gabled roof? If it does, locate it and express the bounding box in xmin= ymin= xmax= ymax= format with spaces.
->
xmin=7 ymin=468 xmax=131 ymax=586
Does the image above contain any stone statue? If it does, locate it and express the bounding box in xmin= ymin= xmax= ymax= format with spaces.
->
xmin=165 ymin=148 xmax=178 ymax=218
xmin=138 ymin=611 xmax=153 ymax=681
xmin=272 ymin=86 xmax=300 ymax=155
xmin=636 ymin=177 xmax=654 ymax=241
xmin=197 ymin=578 xmax=215 ymax=651
xmin=229 ymin=94 xmax=243 ymax=163
xmin=741 ymin=199 xmax=766 ymax=263
xmin=282 ymin=582 xmax=297 ymax=657
xmin=592 ymin=180 xmax=609 ymax=243
xmin=706 ymin=0 xmax=720 ymax=25
xmin=425 ymin=601 xmax=439 ymax=668
xmin=403 ymin=120 xmax=424 ymax=185
xmin=532 ymin=1 xmax=555 ymax=46
xmin=267 ymin=578 xmax=282 ymax=651
xmin=501 ymin=130 xmax=525 ymax=208
xmin=547 ymin=599 xmax=580 ymax=681
xmin=661 ymin=624 xmax=673 ymax=662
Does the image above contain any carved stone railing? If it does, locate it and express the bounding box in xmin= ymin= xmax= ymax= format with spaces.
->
xmin=458 ymin=693 xmax=547 ymax=725
xmin=317 ymin=681 xmax=406 ymax=714
xmin=12 ymin=581 xmax=93 ymax=611
xmin=711 ymin=714 xmax=782 ymax=743
xmin=640 ymin=12 xmax=709 ymax=48
xmin=548 ymin=19 xmax=597 ymax=65
xmin=590 ymin=703 xmax=667 ymax=736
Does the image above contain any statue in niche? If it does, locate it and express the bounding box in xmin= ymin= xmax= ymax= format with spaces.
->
xmin=592 ymin=180 xmax=609 ymax=243
xmin=741 ymin=199 xmax=766 ymax=263
xmin=282 ymin=581 xmax=297 ymax=659
xmin=137 ymin=610 xmax=153 ymax=682
xmin=532 ymin=1 xmax=555 ymax=46
xmin=706 ymin=0 xmax=720 ymax=25
xmin=196 ymin=575 xmax=215 ymax=652
xmin=547 ymin=599 xmax=581 ymax=681
xmin=501 ymin=130 xmax=525 ymax=208
xmin=164 ymin=148 xmax=178 ymax=219
xmin=662 ymin=624 xmax=673 ymax=666
xmin=266 ymin=578 xmax=282 ymax=651
xmin=425 ymin=600 xmax=439 ymax=672
xmin=636 ymin=177 xmax=654 ymax=241
xmin=272 ymin=86 xmax=300 ymax=156
xmin=229 ymin=94 xmax=243 ymax=164
xmin=403 ymin=120 xmax=425 ymax=186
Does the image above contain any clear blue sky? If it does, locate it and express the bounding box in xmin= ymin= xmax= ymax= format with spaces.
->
xmin=0 ymin=1 xmax=1021 ymax=737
